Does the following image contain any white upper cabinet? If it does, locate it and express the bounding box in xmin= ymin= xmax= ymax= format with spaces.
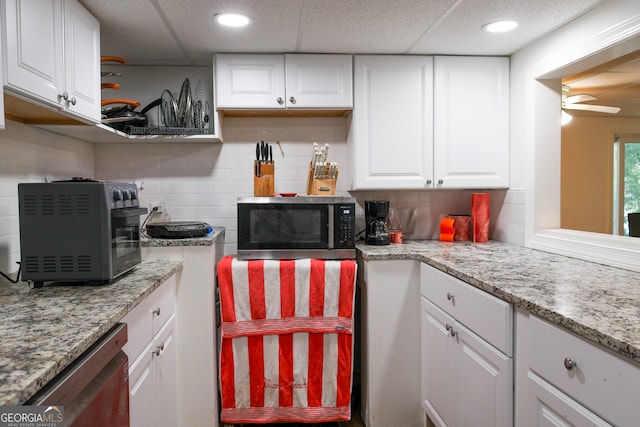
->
xmin=433 ymin=56 xmax=509 ymax=189
xmin=284 ymin=54 xmax=353 ymax=108
xmin=0 ymin=10 xmax=5 ymax=130
xmin=351 ymin=55 xmax=509 ymax=190
xmin=351 ymin=55 xmax=434 ymax=189
xmin=2 ymin=0 xmax=100 ymax=123
xmin=215 ymin=53 xmax=353 ymax=110
xmin=61 ymin=0 xmax=100 ymax=122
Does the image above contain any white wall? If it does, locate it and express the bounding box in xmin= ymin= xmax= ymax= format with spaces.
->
xmin=509 ymin=0 xmax=640 ymax=272
xmin=0 ymin=121 xmax=94 ymax=274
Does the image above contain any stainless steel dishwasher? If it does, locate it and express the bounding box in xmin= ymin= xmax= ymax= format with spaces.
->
xmin=27 ymin=323 xmax=130 ymax=427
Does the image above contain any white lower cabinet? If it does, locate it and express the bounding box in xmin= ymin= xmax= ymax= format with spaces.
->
xmin=358 ymin=258 xmax=425 ymax=427
xmin=420 ymin=263 xmax=513 ymax=427
xmin=123 ymin=274 xmax=178 ymax=427
xmin=142 ymin=237 xmax=225 ymax=427
xmin=518 ymin=313 xmax=640 ymax=427
xmin=527 ymin=371 xmax=612 ymax=426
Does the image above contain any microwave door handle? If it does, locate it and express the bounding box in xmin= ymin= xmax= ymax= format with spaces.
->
xmin=112 ymin=207 xmax=148 ymax=218
xmin=328 ymin=205 xmax=334 ymax=248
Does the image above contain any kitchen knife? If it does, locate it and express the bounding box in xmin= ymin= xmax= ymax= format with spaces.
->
xmin=269 ymin=145 xmax=273 ymax=163
xmin=256 ymin=142 xmax=261 ymax=177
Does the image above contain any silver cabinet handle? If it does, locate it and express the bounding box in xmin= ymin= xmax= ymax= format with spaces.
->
xmin=289 ymin=96 xmax=296 ymax=104
xmin=563 ymin=357 xmax=577 ymax=371
xmin=153 ymin=342 xmax=165 ymax=356
xmin=445 ymin=323 xmax=458 ymax=337
xmin=277 ymin=97 xmax=284 ymax=105
xmin=446 ymin=292 xmax=454 ymax=301
xmin=438 ymin=179 xmax=444 ymax=185
xmin=59 ymin=92 xmax=69 ymax=101
xmin=70 ymin=97 xmax=76 ymax=105
xmin=426 ymin=179 xmax=432 ymax=185
xmin=152 ymin=307 xmax=161 ymax=316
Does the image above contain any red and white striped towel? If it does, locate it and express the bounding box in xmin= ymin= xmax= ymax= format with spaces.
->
xmin=217 ymin=256 xmax=357 ymax=424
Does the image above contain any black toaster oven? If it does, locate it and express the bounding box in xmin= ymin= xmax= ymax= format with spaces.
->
xmin=18 ymin=180 xmax=147 ymax=287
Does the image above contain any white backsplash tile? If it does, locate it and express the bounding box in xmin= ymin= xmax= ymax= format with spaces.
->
xmin=0 ymin=118 xmax=525 ymax=265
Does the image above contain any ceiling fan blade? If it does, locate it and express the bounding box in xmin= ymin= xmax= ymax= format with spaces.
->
xmin=563 ymin=103 xmax=621 ymax=114
xmin=563 ymin=94 xmax=597 ymax=104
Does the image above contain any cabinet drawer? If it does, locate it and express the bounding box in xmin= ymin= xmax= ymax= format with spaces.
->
xmin=421 ymin=263 xmax=512 ymax=355
xmin=529 ymin=315 xmax=640 ymax=426
xmin=123 ymin=275 xmax=176 ymax=360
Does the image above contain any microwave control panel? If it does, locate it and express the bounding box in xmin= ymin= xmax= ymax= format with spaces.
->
xmin=334 ymin=203 xmax=356 ymax=248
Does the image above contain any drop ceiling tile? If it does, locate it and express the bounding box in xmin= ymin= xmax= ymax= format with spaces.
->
xmin=297 ymin=0 xmax=458 ymax=53
xmin=157 ymin=0 xmax=303 ymax=60
xmin=407 ymin=0 xmax=603 ymax=55
xmin=80 ymin=0 xmax=187 ymax=64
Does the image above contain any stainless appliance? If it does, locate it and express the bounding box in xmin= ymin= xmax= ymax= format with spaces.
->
xmin=18 ymin=180 xmax=147 ymax=288
xmin=146 ymin=221 xmax=212 ymax=239
xmin=237 ymin=196 xmax=356 ymax=260
xmin=365 ymin=200 xmax=390 ymax=245
xmin=27 ymin=323 xmax=130 ymax=427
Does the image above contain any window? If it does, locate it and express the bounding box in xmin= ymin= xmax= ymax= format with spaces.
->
xmin=613 ymin=135 xmax=640 ymax=236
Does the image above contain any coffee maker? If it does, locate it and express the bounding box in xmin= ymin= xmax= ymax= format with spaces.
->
xmin=365 ymin=200 xmax=390 ymax=245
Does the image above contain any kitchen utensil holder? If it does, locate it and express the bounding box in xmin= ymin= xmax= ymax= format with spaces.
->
xmin=254 ymin=161 xmax=274 ymax=196
xmin=307 ymin=162 xmax=338 ymax=195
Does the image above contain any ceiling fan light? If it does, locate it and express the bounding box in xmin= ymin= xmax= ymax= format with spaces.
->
xmin=484 ymin=20 xmax=518 ymax=33
xmin=216 ymin=13 xmax=252 ymax=27
xmin=561 ymin=110 xmax=573 ymax=126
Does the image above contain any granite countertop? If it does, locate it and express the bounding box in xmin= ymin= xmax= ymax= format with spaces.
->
xmin=141 ymin=226 xmax=225 ymax=247
xmin=0 ymin=260 xmax=182 ymax=406
xmin=357 ymin=240 xmax=640 ymax=364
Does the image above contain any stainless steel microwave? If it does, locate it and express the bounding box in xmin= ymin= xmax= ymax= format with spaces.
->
xmin=237 ymin=196 xmax=356 ymax=260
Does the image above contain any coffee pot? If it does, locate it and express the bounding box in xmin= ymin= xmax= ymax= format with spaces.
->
xmin=365 ymin=200 xmax=390 ymax=245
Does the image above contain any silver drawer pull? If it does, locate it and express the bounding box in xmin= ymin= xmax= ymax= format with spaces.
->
xmin=445 ymin=323 xmax=457 ymax=337
xmin=563 ymin=357 xmax=577 ymax=371
xmin=153 ymin=342 xmax=165 ymax=356
xmin=446 ymin=292 xmax=454 ymax=301
xmin=152 ymin=307 xmax=161 ymax=316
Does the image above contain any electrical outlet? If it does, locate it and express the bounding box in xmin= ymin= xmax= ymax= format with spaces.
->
xmin=149 ymin=201 xmax=166 ymax=217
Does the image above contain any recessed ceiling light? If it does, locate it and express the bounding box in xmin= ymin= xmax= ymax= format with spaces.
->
xmin=483 ymin=20 xmax=518 ymax=33
xmin=216 ymin=13 xmax=251 ymax=27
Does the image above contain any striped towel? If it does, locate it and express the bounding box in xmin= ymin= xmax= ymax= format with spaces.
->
xmin=217 ymin=256 xmax=357 ymax=424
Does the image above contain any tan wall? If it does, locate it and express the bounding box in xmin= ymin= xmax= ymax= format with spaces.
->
xmin=561 ymin=116 xmax=640 ymax=234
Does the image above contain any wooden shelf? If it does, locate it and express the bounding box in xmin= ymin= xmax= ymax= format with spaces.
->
xmin=219 ymin=108 xmax=352 ymax=118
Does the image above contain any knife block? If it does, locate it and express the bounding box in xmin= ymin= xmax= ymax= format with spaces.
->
xmin=254 ymin=161 xmax=274 ymax=197
xmin=306 ymin=162 xmax=338 ymax=195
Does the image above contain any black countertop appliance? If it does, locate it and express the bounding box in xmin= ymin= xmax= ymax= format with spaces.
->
xmin=365 ymin=200 xmax=390 ymax=245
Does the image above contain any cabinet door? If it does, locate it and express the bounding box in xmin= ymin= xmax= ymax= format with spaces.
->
xmin=421 ymin=297 xmax=454 ymax=427
xmin=63 ymin=0 xmax=100 ymax=122
xmin=352 ymin=55 xmax=434 ymax=189
xmin=455 ymin=321 xmax=512 ymax=427
xmin=433 ymin=56 xmax=509 ymax=188
xmin=154 ymin=315 xmax=178 ymax=427
xmin=527 ymin=371 xmax=613 ymax=427
xmin=128 ymin=342 xmax=154 ymax=427
xmin=285 ymin=54 xmax=352 ymax=108
xmin=3 ymin=0 xmax=65 ymax=108
xmin=215 ymin=54 xmax=285 ymax=108
xmin=0 ymin=10 xmax=5 ymax=129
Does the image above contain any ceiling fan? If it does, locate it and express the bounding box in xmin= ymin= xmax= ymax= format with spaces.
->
xmin=561 ymin=85 xmax=621 ymax=114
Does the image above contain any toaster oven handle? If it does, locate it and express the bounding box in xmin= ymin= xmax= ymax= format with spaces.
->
xmin=112 ymin=207 xmax=148 ymax=218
